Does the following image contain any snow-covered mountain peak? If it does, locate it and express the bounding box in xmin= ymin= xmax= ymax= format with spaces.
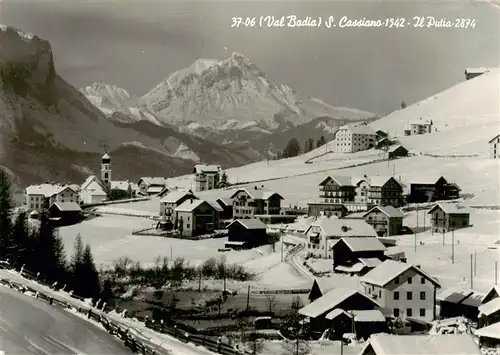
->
xmin=81 ymin=82 xmax=132 ymax=103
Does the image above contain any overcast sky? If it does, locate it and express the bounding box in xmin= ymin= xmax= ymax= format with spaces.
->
xmin=2 ymin=0 xmax=499 ymax=115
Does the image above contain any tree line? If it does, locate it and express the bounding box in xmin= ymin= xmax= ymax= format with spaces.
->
xmin=275 ymin=136 xmax=327 ymax=159
xmin=0 ymin=168 xmax=104 ymax=302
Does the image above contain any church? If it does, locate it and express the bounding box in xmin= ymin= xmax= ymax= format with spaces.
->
xmin=79 ymin=152 xmax=137 ymax=205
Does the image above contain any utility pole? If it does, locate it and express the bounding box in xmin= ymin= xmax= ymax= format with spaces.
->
xmin=281 ymin=233 xmax=284 ymax=262
xmin=470 ymin=253 xmax=473 ymax=289
xmin=451 ymin=228 xmax=455 ymax=264
xmin=223 ymin=270 xmax=226 ymax=293
xmin=474 ymin=250 xmax=477 ymax=277
xmin=198 ymin=269 xmax=202 ymax=292
xmin=170 ymin=246 xmax=173 ymax=260
xmin=246 ymin=285 xmax=251 ymax=312
xmin=442 ymin=226 xmax=445 ymax=246
xmin=414 ymin=229 xmax=417 ymax=252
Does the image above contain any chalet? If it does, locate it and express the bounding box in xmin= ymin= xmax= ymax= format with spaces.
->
xmin=226 ymin=219 xmax=267 ymax=249
xmin=387 ymin=145 xmax=408 ymax=159
xmin=476 ymin=322 xmax=500 ymax=349
xmin=299 ymin=287 xmax=381 ymax=335
xmin=359 ymin=334 xmax=482 ymax=355
xmin=174 ymin=199 xmax=222 ymax=237
xmin=408 ymin=121 xmax=432 ymax=135
xmin=216 ymin=197 xmax=233 ymax=220
xmin=79 ymin=175 xmax=107 ymax=205
xmin=360 ymin=260 xmax=441 ymax=322
xmin=334 ymin=123 xmax=377 ymax=153
xmin=354 ymin=176 xmax=404 ymax=208
xmin=230 ymin=186 xmax=284 ymax=220
xmin=193 ymin=165 xmax=221 ymax=192
xmin=332 ymin=237 xmax=386 ymax=275
xmin=376 ymin=137 xmax=392 ymax=149
xmin=160 ymin=191 xmax=197 ymax=222
xmin=307 ymin=202 xmax=348 ymax=218
xmin=405 ymin=176 xmax=461 ymax=203
xmin=488 ymin=134 xmax=500 ymax=159
xmin=436 ymin=287 xmax=484 ymax=323
xmin=465 ymin=67 xmax=490 ymax=80
xmin=375 ymin=130 xmax=388 ymax=139
xmin=318 ymin=176 xmax=355 ymax=204
xmin=47 ymin=202 xmax=83 ymax=225
xmin=427 ymin=203 xmax=470 ymax=233
xmin=478 ymin=286 xmax=500 ymax=327
xmin=137 ymin=177 xmax=167 ymax=196
xmin=363 ymin=205 xmax=405 ymax=237
xmin=308 ymin=279 xmax=333 ymax=303
xmin=305 ymin=218 xmax=377 ymax=259
xmin=26 ymin=184 xmax=79 ymax=212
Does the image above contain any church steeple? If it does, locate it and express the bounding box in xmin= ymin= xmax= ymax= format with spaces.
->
xmin=101 ymin=146 xmax=111 ymax=187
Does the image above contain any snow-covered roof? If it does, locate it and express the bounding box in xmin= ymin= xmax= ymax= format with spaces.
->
xmin=318 ymin=175 xmax=353 ymax=187
xmin=427 ymin=203 xmax=470 ymax=215
xmin=102 ymin=153 xmax=110 ymax=160
xmin=230 ymin=187 xmax=284 ymax=201
xmin=207 ymin=201 xmax=224 ymax=212
xmin=482 ymin=286 xmax=500 ymax=304
xmin=387 ymin=144 xmax=407 ymax=153
xmin=147 ymin=186 xmax=164 ymax=193
xmin=336 ymin=237 xmax=386 ymax=253
xmin=90 ymin=188 xmax=107 ymax=196
xmin=26 ymin=184 xmax=76 ymax=197
xmin=175 ymin=199 xmax=218 ymax=213
xmin=436 ymin=287 xmax=473 ymax=303
xmin=325 ymin=308 xmax=351 ymax=321
xmin=465 ymin=67 xmax=490 ymax=74
xmin=306 ymin=218 xmax=377 ymax=238
xmin=110 ymin=181 xmax=130 ymax=191
xmin=193 ymin=164 xmax=221 ymax=174
xmin=361 ymin=334 xmax=481 ymax=355
xmin=299 ymin=287 xmax=378 ymax=318
xmin=461 ymin=292 xmax=484 ymax=308
xmin=81 ymin=175 xmax=105 ymax=191
xmin=138 ymin=177 xmax=167 ymax=186
xmin=356 ymin=175 xmax=398 ymax=188
xmin=478 ymin=297 xmax=500 ymax=317
xmin=160 ymin=191 xmax=196 ymax=204
xmin=364 ymin=205 xmax=405 ymax=218
xmin=335 ymin=263 xmax=366 ymax=273
xmin=475 ymin=322 xmax=500 ymax=340
xmin=352 ymin=309 xmax=385 ymax=322
xmin=216 ymin=197 xmax=233 ymax=207
xmin=488 ymin=134 xmax=500 ymax=143
xmin=359 ymin=258 xmax=383 ymax=268
xmin=340 ymin=123 xmax=376 ymax=135
xmin=228 ymin=219 xmax=266 ymax=230
xmin=361 ymin=260 xmax=441 ymax=288
xmin=50 ymin=202 xmax=82 ymax=212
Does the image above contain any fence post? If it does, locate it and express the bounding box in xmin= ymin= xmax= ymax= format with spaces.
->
xmin=49 ymin=297 xmax=53 ymax=305
xmin=88 ymin=308 xmax=92 ymax=319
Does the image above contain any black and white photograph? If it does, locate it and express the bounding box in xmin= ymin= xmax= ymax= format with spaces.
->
xmin=0 ymin=0 xmax=499 ymax=353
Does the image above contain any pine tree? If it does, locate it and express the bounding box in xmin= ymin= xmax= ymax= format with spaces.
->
xmin=81 ymin=244 xmax=101 ymax=299
xmin=303 ymin=140 xmax=309 ymax=154
xmin=307 ymin=138 xmax=314 ymax=152
xmin=401 ymin=100 xmax=407 ymax=109
xmin=70 ymin=234 xmax=85 ymax=294
xmin=283 ymin=138 xmax=301 ymax=158
xmin=218 ymin=172 xmax=230 ymax=188
xmin=10 ymin=212 xmax=31 ymax=268
xmin=0 ymin=168 xmax=14 ymax=261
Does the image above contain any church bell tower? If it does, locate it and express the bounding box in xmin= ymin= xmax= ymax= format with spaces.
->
xmin=101 ymin=150 xmax=112 ymax=188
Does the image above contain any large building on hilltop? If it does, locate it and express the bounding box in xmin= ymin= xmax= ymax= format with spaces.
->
xmin=334 ymin=123 xmax=377 ymax=153
xmin=489 ymin=134 xmax=500 ymax=159
xmin=193 ymin=165 xmax=222 ymax=191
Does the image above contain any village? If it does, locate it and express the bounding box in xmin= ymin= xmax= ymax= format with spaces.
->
xmin=18 ymin=87 xmax=500 ymax=355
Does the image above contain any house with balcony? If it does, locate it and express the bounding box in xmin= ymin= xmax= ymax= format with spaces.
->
xmin=332 ymin=237 xmax=387 ymax=275
xmin=404 ymin=120 xmax=433 ymax=136
xmin=405 ymin=176 xmax=461 ymax=203
xmin=26 ymin=184 xmax=79 ymax=212
xmin=363 ymin=205 xmax=405 ymax=237
xmin=193 ymin=165 xmax=222 ymax=192
xmin=354 ymin=176 xmax=404 ymax=208
xmin=160 ymin=191 xmax=197 ymax=222
xmin=318 ymin=176 xmax=355 ymax=204
xmin=478 ymin=286 xmax=500 ymax=327
xmin=334 ymin=123 xmax=377 ymax=153
xmin=174 ymin=199 xmax=222 ymax=237
xmin=360 ymin=259 xmax=441 ymax=323
xmin=305 ymin=218 xmax=378 ymax=259
xmin=427 ymin=203 xmax=470 ymax=233
xmin=230 ymin=186 xmax=284 ymax=220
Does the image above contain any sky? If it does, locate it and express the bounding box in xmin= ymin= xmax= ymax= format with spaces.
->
xmin=1 ymin=0 xmax=499 ymax=116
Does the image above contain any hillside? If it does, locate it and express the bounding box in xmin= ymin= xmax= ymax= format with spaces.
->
xmin=0 ymin=25 xmax=256 ymax=186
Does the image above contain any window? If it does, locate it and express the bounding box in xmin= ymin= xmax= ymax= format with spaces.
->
xmin=420 ymin=291 xmax=426 ymax=300
xmin=186 ymin=224 xmax=190 ymax=228
xmin=407 ymin=277 xmax=412 ymax=284
xmin=393 ymin=308 xmax=399 ymax=317
xmin=407 ymin=308 xmax=413 ymax=317
xmin=407 ymin=291 xmax=412 ymax=300
xmin=379 ymin=290 xmax=382 ymax=298
xmin=395 ymin=277 xmax=400 ymax=285
xmin=420 ymin=308 xmax=426 ymax=317
xmin=421 ymin=277 xmax=425 ymax=284
xmin=394 ymin=291 xmax=399 ymax=300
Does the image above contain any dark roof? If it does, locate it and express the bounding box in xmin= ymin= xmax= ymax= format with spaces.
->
xmin=227 ymin=219 xmax=267 ymax=230
xmin=50 ymin=202 xmax=82 ymax=212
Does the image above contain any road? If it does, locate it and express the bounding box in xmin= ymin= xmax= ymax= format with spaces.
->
xmin=284 ymin=236 xmax=315 ymax=282
xmin=0 ymin=285 xmax=131 ymax=355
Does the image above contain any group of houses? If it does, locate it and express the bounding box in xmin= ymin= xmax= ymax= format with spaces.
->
xmin=156 ymin=185 xmax=291 ymax=248
xmin=297 ymin=258 xmax=500 ymax=353
xmin=307 ymin=174 xmax=461 ymax=220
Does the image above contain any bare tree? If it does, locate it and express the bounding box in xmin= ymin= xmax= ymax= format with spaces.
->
xmin=264 ymin=290 xmax=277 ymax=315
xmin=281 ymin=296 xmax=309 ymax=355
